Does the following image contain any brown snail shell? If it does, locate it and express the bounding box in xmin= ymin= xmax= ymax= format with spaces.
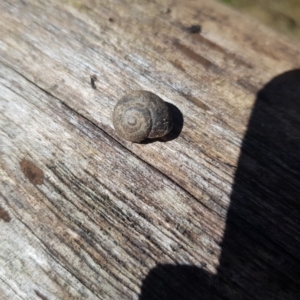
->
xmin=113 ymin=91 xmax=173 ymax=143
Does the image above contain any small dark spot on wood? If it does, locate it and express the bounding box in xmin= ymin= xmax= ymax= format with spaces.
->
xmin=171 ymin=244 xmax=179 ymax=252
xmin=161 ymin=7 xmax=171 ymax=14
xmin=108 ymin=17 xmax=114 ymax=22
xmin=0 ymin=205 xmax=11 ymax=222
xmin=187 ymin=25 xmax=201 ymax=34
xmin=34 ymin=290 xmax=49 ymax=300
xmin=171 ymin=60 xmax=185 ymax=72
xmin=200 ymin=262 xmax=207 ymax=268
xmin=20 ymin=159 xmax=44 ymax=185
xmin=90 ymin=74 xmax=97 ymax=89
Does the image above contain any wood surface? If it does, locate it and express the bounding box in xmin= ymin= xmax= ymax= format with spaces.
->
xmin=1 ymin=0 xmax=300 ymax=299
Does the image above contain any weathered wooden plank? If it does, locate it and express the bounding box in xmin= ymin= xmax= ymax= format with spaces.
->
xmin=0 ymin=61 xmax=222 ymax=299
xmin=1 ymin=0 xmax=300 ymax=299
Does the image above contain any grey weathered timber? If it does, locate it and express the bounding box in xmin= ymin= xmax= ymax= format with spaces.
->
xmin=1 ymin=0 xmax=300 ymax=299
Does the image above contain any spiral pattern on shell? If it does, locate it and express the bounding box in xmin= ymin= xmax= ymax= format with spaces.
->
xmin=113 ymin=91 xmax=173 ymax=142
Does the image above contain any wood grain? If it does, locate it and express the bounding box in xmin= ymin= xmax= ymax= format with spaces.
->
xmin=0 ymin=0 xmax=300 ymax=299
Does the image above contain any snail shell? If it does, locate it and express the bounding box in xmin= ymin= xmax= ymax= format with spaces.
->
xmin=113 ymin=91 xmax=173 ymax=142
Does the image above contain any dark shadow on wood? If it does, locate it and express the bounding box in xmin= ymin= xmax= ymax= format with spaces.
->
xmin=141 ymin=102 xmax=184 ymax=144
xmin=139 ymin=69 xmax=300 ymax=299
